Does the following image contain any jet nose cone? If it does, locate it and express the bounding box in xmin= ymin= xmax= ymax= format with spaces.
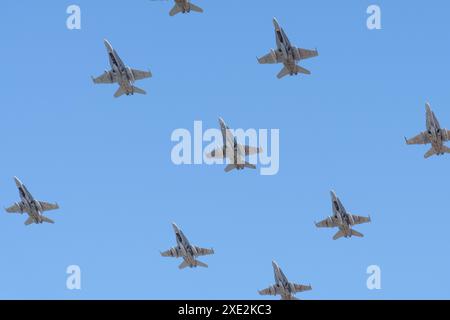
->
xmin=13 ymin=176 xmax=22 ymax=187
xmin=171 ymin=222 xmax=180 ymax=232
xmin=272 ymin=260 xmax=278 ymax=268
xmin=425 ymin=102 xmax=432 ymax=112
xmin=218 ymin=117 xmax=226 ymax=127
xmin=330 ymin=190 xmax=337 ymax=199
xmin=103 ymin=39 xmax=113 ymax=51
xmin=272 ymin=18 xmax=280 ymax=29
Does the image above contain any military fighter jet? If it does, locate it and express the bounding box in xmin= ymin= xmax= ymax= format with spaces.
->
xmin=259 ymin=261 xmax=312 ymax=300
xmin=405 ymin=103 xmax=450 ymax=158
xmin=258 ymin=18 xmax=318 ymax=79
xmin=315 ymin=191 xmax=371 ymax=240
xmin=160 ymin=223 xmax=214 ymax=269
xmin=206 ymin=117 xmax=262 ymax=173
xmin=169 ymin=0 xmax=203 ymax=16
xmin=92 ymin=39 xmax=152 ymax=98
xmin=5 ymin=177 xmax=59 ymax=226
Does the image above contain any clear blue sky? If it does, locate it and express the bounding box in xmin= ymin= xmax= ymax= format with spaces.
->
xmin=1 ymin=0 xmax=450 ymax=299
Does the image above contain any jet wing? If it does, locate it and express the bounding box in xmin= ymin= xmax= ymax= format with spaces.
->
xmin=258 ymin=285 xmax=280 ymax=296
xmin=405 ymin=132 xmax=430 ymax=145
xmin=206 ymin=148 xmax=224 ymax=159
xmin=349 ymin=214 xmax=371 ymax=226
xmin=131 ymin=69 xmax=152 ymax=81
xmin=258 ymin=50 xmax=282 ymax=64
xmin=245 ymin=145 xmax=262 ymax=156
xmin=5 ymin=203 xmax=24 ymax=214
xmin=39 ymin=201 xmax=59 ymax=212
xmin=194 ymin=246 xmax=214 ymax=257
xmin=92 ymin=71 xmax=117 ymax=84
xmin=293 ymin=283 xmax=312 ymax=293
xmin=160 ymin=247 xmax=182 ymax=258
xmin=315 ymin=217 xmax=338 ymax=228
xmin=297 ymin=48 xmax=319 ymax=60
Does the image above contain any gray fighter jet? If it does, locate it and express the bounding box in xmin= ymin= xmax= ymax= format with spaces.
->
xmin=315 ymin=191 xmax=371 ymax=240
xmin=169 ymin=0 xmax=203 ymax=16
xmin=258 ymin=18 xmax=318 ymax=79
xmin=206 ymin=117 xmax=262 ymax=172
xmin=92 ymin=39 xmax=152 ymax=98
xmin=160 ymin=223 xmax=214 ymax=269
xmin=405 ymin=102 xmax=450 ymax=158
xmin=259 ymin=261 xmax=312 ymax=300
xmin=5 ymin=177 xmax=59 ymax=226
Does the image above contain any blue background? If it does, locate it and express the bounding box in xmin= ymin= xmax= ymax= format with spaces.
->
xmin=1 ymin=0 xmax=450 ymax=299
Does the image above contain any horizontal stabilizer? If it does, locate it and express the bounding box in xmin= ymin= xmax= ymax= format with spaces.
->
xmin=225 ymin=164 xmax=237 ymax=173
xmin=189 ymin=3 xmax=203 ymax=13
xmin=41 ymin=216 xmax=55 ymax=224
xmin=194 ymin=259 xmax=208 ymax=268
xmin=277 ymin=67 xmax=290 ymax=79
xmin=277 ymin=65 xmax=311 ymax=79
xmin=350 ymin=229 xmax=363 ymax=238
xmin=333 ymin=230 xmax=345 ymax=240
xmin=132 ymin=86 xmax=146 ymax=95
xmin=224 ymin=162 xmax=256 ymax=172
xmin=178 ymin=259 xmax=208 ymax=269
xmin=114 ymin=87 xmax=125 ymax=98
xmin=424 ymin=147 xmax=437 ymax=159
xmin=24 ymin=217 xmax=34 ymax=226
xmin=295 ymin=65 xmax=311 ymax=75
xmin=169 ymin=5 xmax=182 ymax=16
xmin=244 ymin=162 xmax=256 ymax=170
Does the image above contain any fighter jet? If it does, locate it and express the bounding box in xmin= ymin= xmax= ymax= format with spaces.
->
xmin=405 ymin=103 xmax=450 ymax=158
xmin=169 ymin=0 xmax=203 ymax=16
xmin=92 ymin=39 xmax=152 ymax=98
xmin=259 ymin=261 xmax=312 ymax=300
xmin=206 ymin=117 xmax=262 ymax=172
xmin=160 ymin=223 xmax=214 ymax=269
xmin=5 ymin=177 xmax=59 ymax=226
xmin=315 ymin=191 xmax=371 ymax=240
xmin=258 ymin=18 xmax=318 ymax=79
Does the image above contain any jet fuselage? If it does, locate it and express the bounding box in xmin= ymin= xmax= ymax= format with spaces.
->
xmin=218 ymin=118 xmax=246 ymax=169
xmin=104 ymin=40 xmax=136 ymax=96
xmin=426 ymin=105 xmax=449 ymax=155
xmin=272 ymin=261 xmax=296 ymax=297
xmin=175 ymin=0 xmax=191 ymax=12
xmin=14 ymin=178 xmax=46 ymax=224
xmin=330 ymin=191 xmax=354 ymax=238
xmin=173 ymin=224 xmax=198 ymax=267
xmin=273 ymin=19 xmax=301 ymax=74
